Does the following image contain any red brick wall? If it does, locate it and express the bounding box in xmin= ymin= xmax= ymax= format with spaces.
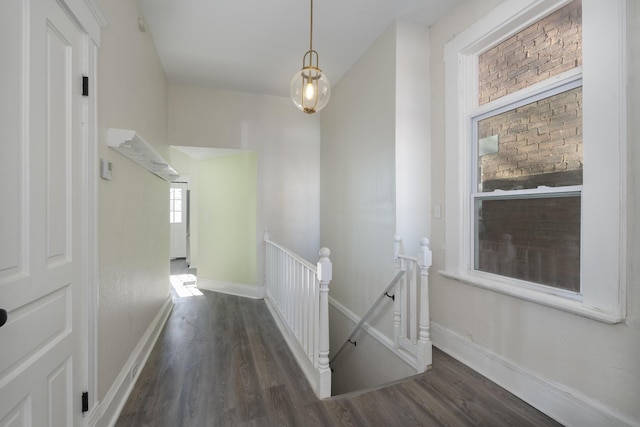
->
xmin=478 ymin=86 xmax=583 ymax=190
xmin=477 ymin=197 xmax=581 ymax=292
xmin=478 ymin=0 xmax=582 ymax=105
xmin=474 ymin=0 xmax=583 ymax=291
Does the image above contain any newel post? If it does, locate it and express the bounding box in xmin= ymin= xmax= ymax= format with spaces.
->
xmin=316 ymin=247 xmax=332 ymax=397
xmin=417 ymin=237 xmax=433 ymax=370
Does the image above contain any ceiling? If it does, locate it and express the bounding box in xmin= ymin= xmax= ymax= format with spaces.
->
xmin=138 ymin=0 xmax=462 ymax=97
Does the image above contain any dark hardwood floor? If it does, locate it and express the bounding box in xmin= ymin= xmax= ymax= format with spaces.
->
xmin=116 ymin=260 xmax=562 ymax=426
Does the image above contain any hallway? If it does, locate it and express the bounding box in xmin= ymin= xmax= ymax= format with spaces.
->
xmin=116 ymin=263 xmax=561 ymax=426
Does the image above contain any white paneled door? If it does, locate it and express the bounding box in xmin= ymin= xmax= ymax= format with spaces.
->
xmin=0 ymin=0 xmax=87 ymax=425
xmin=170 ymin=182 xmax=188 ymax=259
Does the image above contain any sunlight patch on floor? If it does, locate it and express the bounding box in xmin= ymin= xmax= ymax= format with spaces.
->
xmin=170 ymin=273 xmax=202 ymax=298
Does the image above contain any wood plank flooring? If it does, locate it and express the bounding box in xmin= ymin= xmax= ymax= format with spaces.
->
xmin=116 ymin=261 xmax=562 ymax=426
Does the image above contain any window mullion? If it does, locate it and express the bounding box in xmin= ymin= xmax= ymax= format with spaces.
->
xmin=472 ymin=185 xmax=583 ymax=200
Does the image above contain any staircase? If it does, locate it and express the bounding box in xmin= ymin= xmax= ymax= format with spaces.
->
xmin=263 ymin=230 xmax=332 ymax=398
xmin=263 ymin=231 xmax=432 ymax=398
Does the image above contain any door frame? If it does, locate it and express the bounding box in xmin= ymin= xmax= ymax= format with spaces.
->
xmin=170 ymin=180 xmax=189 ymax=260
xmin=58 ymin=0 xmax=106 ymax=421
xmin=83 ymin=35 xmax=100 ymax=423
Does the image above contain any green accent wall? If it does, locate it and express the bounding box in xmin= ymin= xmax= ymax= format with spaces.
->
xmin=197 ymin=152 xmax=257 ymax=285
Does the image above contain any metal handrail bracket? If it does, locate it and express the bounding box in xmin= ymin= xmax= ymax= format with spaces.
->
xmin=329 ymin=270 xmax=406 ymax=365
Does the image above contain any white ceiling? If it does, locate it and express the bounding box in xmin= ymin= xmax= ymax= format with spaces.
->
xmin=138 ymin=0 xmax=462 ymax=97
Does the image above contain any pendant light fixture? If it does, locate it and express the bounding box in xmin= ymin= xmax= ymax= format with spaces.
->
xmin=290 ymin=0 xmax=330 ymax=114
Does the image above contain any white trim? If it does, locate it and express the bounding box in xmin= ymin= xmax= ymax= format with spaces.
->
xmin=439 ymin=270 xmax=622 ymax=324
xmin=580 ymin=0 xmax=627 ymax=318
xmin=85 ymin=36 xmax=100 ymax=420
xmin=431 ymin=322 xmax=639 ymax=427
xmin=472 ymin=185 xmax=582 ymax=200
xmin=197 ymin=278 xmax=265 ymax=300
xmin=443 ymin=0 xmax=627 ymax=322
xmin=472 ymin=67 xmax=582 ymax=118
xmin=58 ymin=0 xmax=106 ymax=45
xmin=48 ymin=0 xmax=102 ymax=420
xmin=83 ymin=0 xmax=108 ymax=28
xmin=328 ymin=296 xmax=417 ymax=370
xmin=92 ymin=297 xmax=173 ymax=427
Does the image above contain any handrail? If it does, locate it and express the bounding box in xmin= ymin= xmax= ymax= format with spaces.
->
xmin=263 ymin=229 xmax=332 ymax=399
xmin=329 ymin=270 xmax=405 ymax=365
xmin=265 ymin=237 xmax=317 ymax=271
xmin=330 ymin=235 xmax=433 ymax=375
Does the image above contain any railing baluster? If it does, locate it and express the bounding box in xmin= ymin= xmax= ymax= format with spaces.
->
xmin=308 ymin=271 xmax=313 ymax=359
xmin=330 ymin=235 xmax=432 ymax=374
xmin=313 ymin=271 xmax=319 ymax=362
xmin=263 ymin=231 xmax=331 ymax=398
xmin=407 ymin=260 xmax=418 ymax=344
xmin=393 ymin=235 xmax=402 ymax=348
xmin=400 ymin=256 xmax=408 ymax=340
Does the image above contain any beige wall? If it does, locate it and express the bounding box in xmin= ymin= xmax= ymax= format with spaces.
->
xmin=322 ymin=20 xmax=432 ymax=392
xmin=97 ymin=0 xmax=170 ymax=402
xmin=168 ymin=85 xmax=322 ymax=275
xmin=321 ymin=23 xmax=397 ymax=319
xmin=322 ymin=23 xmax=399 ymax=392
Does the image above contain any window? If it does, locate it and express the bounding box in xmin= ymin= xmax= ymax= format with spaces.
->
xmin=170 ymin=187 xmax=183 ymax=224
xmin=443 ymin=0 xmax=626 ymax=322
xmin=473 ymin=3 xmax=584 ymax=293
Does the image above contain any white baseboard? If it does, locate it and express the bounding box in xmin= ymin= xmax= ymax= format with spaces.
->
xmin=197 ymin=277 xmax=265 ymax=299
xmin=92 ymin=296 xmax=173 ymax=427
xmin=431 ymin=322 xmax=639 ymax=427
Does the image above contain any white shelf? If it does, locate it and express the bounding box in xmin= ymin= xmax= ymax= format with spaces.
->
xmin=107 ymin=128 xmax=179 ymax=182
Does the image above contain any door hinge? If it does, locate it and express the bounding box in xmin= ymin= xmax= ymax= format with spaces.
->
xmin=82 ymin=391 xmax=89 ymax=413
xmin=82 ymin=76 xmax=89 ymax=97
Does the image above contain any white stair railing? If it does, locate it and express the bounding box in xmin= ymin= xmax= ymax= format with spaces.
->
xmin=330 ymin=235 xmax=432 ymax=374
xmin=394 ymin=235 xmax=433 ymax=372
xmin=263 ymin=230 xmax=331 ymax=398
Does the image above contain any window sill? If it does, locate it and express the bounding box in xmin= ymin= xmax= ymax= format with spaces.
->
xmin=438 ymin=270 xmax=624 ymax=325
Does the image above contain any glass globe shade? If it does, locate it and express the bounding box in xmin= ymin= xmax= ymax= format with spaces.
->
xmin=290 ymin=67 xmax=331 ymax=114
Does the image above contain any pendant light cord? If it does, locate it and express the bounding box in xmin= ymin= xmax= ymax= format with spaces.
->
xmin=309 ymin=0 xmax=313 ymax=53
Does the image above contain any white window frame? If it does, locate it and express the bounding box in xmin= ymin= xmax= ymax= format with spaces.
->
xmin=170 ymin=187 xmax=183 ymax=224
xmin=442 ymin=0 xmax=626 ymax=323
xmin=471 ymin=76 xmax=583 ymax=299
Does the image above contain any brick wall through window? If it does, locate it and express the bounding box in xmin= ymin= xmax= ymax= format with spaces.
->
xmin=478 ymin=0 xmax=582 ymax=106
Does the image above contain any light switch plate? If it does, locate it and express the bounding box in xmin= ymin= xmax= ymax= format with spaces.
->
xmin=101 ymin=159 xmax=113 ymax=180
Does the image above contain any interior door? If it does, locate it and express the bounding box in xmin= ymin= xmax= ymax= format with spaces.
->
xmin=0 ymin=0 xmax=86 ymax=425
xmin=170 ymin=182 xmax=188 ymax=259
xmin=186 ymin=189 xmax=191 ymax=265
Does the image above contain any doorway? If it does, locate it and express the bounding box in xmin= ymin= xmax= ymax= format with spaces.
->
xmin=170 ymin=182 xmax=189 ymax=260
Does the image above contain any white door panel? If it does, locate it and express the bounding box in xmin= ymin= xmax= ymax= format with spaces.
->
xmin=170 ymin=182 xmax=188 ymax=259
xmin=0 ymin=0 xmax=86 ymax=424
xmin=0 ymin=0 xmax=26 ymax=283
